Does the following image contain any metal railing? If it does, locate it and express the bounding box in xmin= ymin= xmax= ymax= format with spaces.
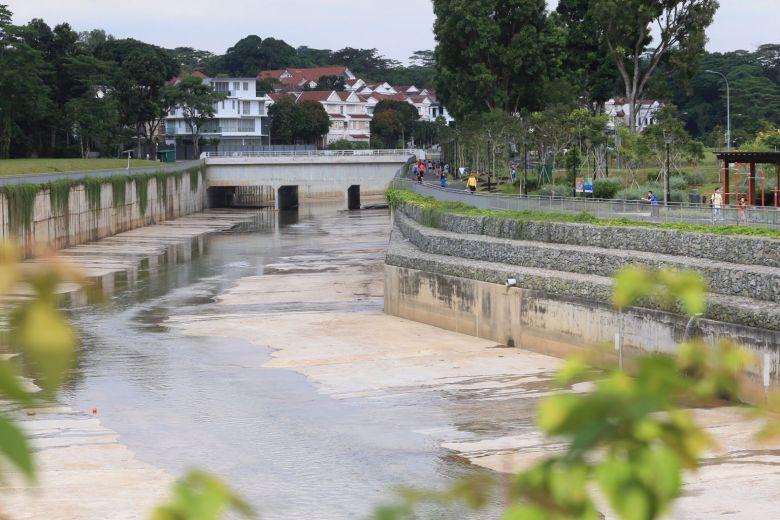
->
xmin=203 ymin=149 xmax=416 ymax=159
xmin=395 ymin=178 xmax=780 ymax=229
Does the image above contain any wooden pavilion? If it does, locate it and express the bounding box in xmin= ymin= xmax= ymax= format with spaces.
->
xmin=715 ymin=151 xmax=780 ymax=206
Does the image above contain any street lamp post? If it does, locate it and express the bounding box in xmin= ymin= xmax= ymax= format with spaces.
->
xmin=705 ymin=70 xmax=731 ymax=150
xmin=523 ymin=139 xmax=528 ymax=195
xmin=664 ymin=135 xmax=673 ymax=205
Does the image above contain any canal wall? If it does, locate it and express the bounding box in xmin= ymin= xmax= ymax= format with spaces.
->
xmin=0 ymin=164 xmax=206 ymax=256
xmin=385 ymin=203 xmax=780 ymax=383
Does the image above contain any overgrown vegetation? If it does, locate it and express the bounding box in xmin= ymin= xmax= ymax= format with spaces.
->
xmin=387 ymin=187 xmax=780 ymax=240
xmin=0 ymin=165 xmax=203 ymax=234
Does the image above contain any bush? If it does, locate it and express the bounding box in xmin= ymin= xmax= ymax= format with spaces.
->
xmin=327 ymin=139 xmax=370 ymax=150
xmin=669 ymin=176 xmax=689 ymax=191
xmin=593 ymin=178 xmax=622 ymax=199
xmin=686 ymin=171 xmax=708 ymax=186
xmin=615 ymin=187 xmax=648 ymax=201
xmin=538 ymin=184 xmax=568 ymax=197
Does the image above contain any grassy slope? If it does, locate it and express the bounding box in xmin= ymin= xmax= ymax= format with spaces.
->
xmin=388 ymin=187 xmax=780 ymax=240
xmin=0 ymin=159 xmax=163 ymax=177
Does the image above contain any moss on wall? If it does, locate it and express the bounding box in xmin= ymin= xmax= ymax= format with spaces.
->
xmin=0 ymin=165 xmax=202 ymax=236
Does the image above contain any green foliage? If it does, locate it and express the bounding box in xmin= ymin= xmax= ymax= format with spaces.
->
xmin=111 ymin=176 xmax=128 ymax=207
xmin=593 ymin=178 xmax=623 ymax=199
xmin=326 ymin=139 xmax=370 ymax=150
xmin=82 ymin=176 xmax=103 ymax=212
xmin=432 ymin=0 xmax=557 ymax=120
xmin=189 ymin=167 xmax=200 ymax=193
xmin=0 ymin=184 xmax=40 ymax=235
xmin=387 ymin=186 xmax=780 ymax=239
xmin=268 ymin=97 xmax=329 ymax=145
xmin=165 ymin=76 xmax=226 ymax=157
xmin=0 ymin=244 xmax=91 ymax=479
xmin=150 ymin=470 xmax=255 ymax=520
xmin=136 ymin=176 xmax=150 ymax=216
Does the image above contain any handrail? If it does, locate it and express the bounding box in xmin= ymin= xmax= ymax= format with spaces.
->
xmin=203 ymin=149 xmax=417 ymax=159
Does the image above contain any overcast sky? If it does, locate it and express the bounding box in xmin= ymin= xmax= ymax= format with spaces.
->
xmin=5 ymin=0 xmax=777 ymax=63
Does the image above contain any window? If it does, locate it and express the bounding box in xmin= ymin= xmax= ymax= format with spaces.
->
xmin=339 ymin=106 xmax=344 ymax=114
xmin=243 ymin=82 xmax=249 ymax=91
xmin=214 ymin=82 xmax=229 ymax=94
xmin=233 ymin=82 xmax=240 ymax=91
xmin=242 ymin=101 xmax=251 ymax=115
xmin=221 ymin=101 xmax=225 ymax=109
xmin=232 ymin=100 xmax=236 ymax=110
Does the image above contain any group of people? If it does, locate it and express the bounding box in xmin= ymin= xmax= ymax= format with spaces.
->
xmin=646 ymin=187 xmax=748 ymax=224
xmin=411 ymin=160 xmax=454 ymax=187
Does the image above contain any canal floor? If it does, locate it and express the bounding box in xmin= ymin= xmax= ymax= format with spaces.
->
xmin=2 ymin=202 xmax=780 ymax=519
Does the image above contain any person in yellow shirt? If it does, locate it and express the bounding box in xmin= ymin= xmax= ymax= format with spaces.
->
xmin=467 ymin=172 xmax=477 ymax=194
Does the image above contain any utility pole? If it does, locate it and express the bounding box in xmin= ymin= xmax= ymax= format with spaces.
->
xmin=705 ymin=70 xmax=731 ymax=150
xmin=523 ymin=139 xmax=528 ymax=196
xmin=664 ymin=136 xmax=672 ymax=205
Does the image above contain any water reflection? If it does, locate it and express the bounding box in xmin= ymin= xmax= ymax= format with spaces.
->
xmin=59 ymin=204 xmax=498 ymax=520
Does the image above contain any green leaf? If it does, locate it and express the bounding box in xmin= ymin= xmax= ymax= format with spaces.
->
xmin=0 ymin=415 xmax=34 ymax=479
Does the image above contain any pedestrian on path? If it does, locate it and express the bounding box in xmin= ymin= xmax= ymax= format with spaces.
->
xmin=711 ymin=187 xmax=723 ymax=222
xmin=467 ymin=172 xmax=477 ymax=194
xmin=737 ymin=196 xmax=747 ymax=224
xmin=647 ymin=190 xmax=659 ymax=219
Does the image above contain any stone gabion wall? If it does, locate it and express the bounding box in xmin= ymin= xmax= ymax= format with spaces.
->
xmin=399 ymin=203 xmax=780 ymax=268
xmin=395 ymin=212 xmax=780 ymax=304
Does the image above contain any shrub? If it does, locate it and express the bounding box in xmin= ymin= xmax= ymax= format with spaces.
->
xmin=686 ymin=171 xmax=708 ymax=186
xmin=593 ymin=178 xmax=622 ymax=199
xmin=538 ymin=184 xmax=567 ymax=197
xmin=669 ymin=176 xmax=689 ymax=191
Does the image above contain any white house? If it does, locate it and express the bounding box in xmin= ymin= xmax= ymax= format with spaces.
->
xmin=165 ymin=73 xmax=273 ymax=149
xmin=605 ymin=97 xmax=663 ymax=132
xmin=294 ymin=90 xmax=372 ymax=144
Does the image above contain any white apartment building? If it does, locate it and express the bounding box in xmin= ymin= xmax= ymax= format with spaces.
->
xmin=605 ymin=97 xmax=663 ymax=132
xmin=165 ymin=74 xmax=273 ymax=150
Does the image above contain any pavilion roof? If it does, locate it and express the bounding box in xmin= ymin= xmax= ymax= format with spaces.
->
xmin=715 ymin=151 xmax=780 ymax=165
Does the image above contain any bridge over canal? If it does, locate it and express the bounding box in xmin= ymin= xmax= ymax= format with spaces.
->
xmin=204 ymin=150 xmax=414 ymax=210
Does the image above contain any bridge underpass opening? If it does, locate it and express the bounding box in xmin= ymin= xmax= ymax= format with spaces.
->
xmin=207 ymin=186 xmax=275 ymax=208
xmin=347 ymin=185 xmax=361 ymax=210
xmin=207 ymin=186 xmax=236 ymax=208
xmin=277 ymin=185 xmax=299 ymax=210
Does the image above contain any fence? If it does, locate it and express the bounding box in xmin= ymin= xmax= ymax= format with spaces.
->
xmin=203 ymin=149 xmax=417 ymax=159
xmin=394 ymin=178 xmax=780 ymax=229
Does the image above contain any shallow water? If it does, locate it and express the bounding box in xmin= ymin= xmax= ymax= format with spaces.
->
xmin=60 ymin=204 xmax=497 ymax=520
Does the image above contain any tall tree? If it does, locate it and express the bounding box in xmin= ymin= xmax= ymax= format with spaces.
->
xmin=95 ymin=38 xmax=178 ymax=155
xmin=0 ymin=6 xmax=50 ymax=158
xmin=555 ymin=0 xmax=618 ymax=110
xmin=166 ymin=76 xmax=225 ymax=157
xmin=268 ymin=97 xmax=302 ymax=145
xmin=296 ymin=100 xmax=330 ymax=144
xmin=592 ymin=0 xmax=718 ymax=131
xmin=432 ymin=0 xmax=556 ymax=120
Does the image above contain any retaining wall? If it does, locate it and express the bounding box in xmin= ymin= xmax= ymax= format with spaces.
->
xmin=0 ymin=166 xmax=206 ymax=256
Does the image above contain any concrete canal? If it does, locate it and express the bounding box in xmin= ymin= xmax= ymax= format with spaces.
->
xmin=2 ymin=201 xmax=780 ymax=519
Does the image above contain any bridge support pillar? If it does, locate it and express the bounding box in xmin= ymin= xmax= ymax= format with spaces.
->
xmin=276 ymin=185 xmax=299 ymax=210
xmin=347 ymin=185 xmax=361 ymax=210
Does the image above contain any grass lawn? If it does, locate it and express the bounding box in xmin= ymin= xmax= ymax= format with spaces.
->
xmin=0 ymin=158 xmax=164 ymax=177
xmin=388 ymin=186 xmax=780 ymax=240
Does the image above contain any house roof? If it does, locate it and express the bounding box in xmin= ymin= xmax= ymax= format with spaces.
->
xmin=351 ymin=134 xmax=370 ymax=139
xmin=259 ymin=66 xmax=351 ymax=83
xmin=296 ymin=90 xmax=335 ymax=102
xmin=349 ymin=114 xmax=372 ymax=119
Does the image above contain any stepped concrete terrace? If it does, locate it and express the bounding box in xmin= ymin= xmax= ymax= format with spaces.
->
xmin=385 ymin=203 xmax=780 ymax=385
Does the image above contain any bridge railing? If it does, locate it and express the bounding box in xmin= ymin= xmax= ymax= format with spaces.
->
xmin=203 ymin=149 xmax=417 ymax=159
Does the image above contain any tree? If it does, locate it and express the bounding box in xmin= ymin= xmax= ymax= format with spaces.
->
xmin=371 ymin=110 xmax=404 ymax=148
xmin=296 ymin=100 xmax=330 ymax=144
xmin=166 ymin=76 xmax=225 ymax=157
xmin=311 ymin=75 xmax=345 ymax=92
xmin=555 ymin=0 xmax=618 ymax=110
xmin=0 ymin=8 xmax=50 ymax=158
xmin=432 ymin=0 xmax=556 ymax=120
xmin=65 ymin=55 xmax=121 ymax=157
xmin=95 ymin=38 xmax=179 ymax=156
xmin=592 ymin=0 xmax=718 ymax=132
xmin=331 ymin=47 xmax=397 ymax=79
xmin=168 ymin=46 xmax=215 ymax=72
xmin=373 ymin=100 xmax=419 ymax=139
xmin=218 ymin=35 xmax=297 ymax=76
xmin=269 ymin=97 xmax=301 ymax=145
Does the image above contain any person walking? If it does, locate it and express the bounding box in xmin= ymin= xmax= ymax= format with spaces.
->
xmin=711 ymin=187 xmax=723 ymax=222
xmin=440 ymin=169 xmax=447 ymax=188
xmin=647 ymin=190 xmax=659 ymax=219
xmin=467 ymin=172 xmax=478 ymax=194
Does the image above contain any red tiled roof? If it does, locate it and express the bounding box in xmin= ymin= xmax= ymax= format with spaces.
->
xmin=351 ymin=134 xmax=370 ymax=139
xmin=372 ymin=93 xmax=412 ymax=102
xmin=349 ymin=114 xmax=372 ymax=119
xmin=259 ymin=66 xmax=350 ymax=83
xmin=328 ymin=113 xmax=346 ymax=119
xmin=296 ymin=90 xmax=334 ymax=102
